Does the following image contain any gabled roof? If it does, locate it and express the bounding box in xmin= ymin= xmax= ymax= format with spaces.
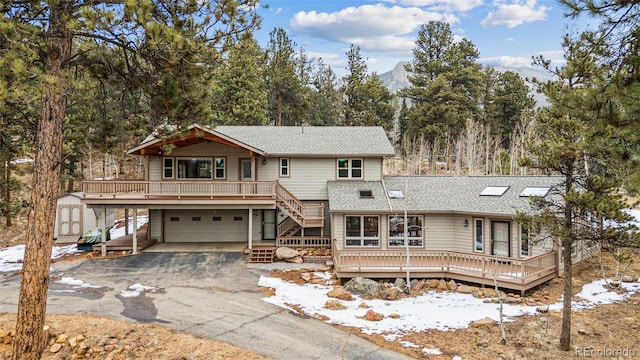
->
xmin=128 ymin=123 xmax=396 ymax=157
xmin=328 ymin=176 xmax=564 ymax=216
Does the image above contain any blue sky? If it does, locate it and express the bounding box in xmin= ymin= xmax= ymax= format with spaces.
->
xmin=255 ymin=0 xmax=591 ymax=76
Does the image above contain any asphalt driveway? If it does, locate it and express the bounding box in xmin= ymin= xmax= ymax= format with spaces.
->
xmin=1 ymin=252 xmax=412 ymax=360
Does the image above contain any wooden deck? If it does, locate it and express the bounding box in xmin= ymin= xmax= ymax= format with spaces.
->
xmin=333 ymin=241 xmax=558 ymax=294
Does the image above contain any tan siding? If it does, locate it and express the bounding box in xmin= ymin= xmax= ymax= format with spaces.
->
xmin=332 ymin=213 xmax=344 ymax=248
xmin=150 ymin=209 xmax=163 ymax=241
xmin=149 ymin=157 xmax=162 ymax=181
xmin=277 ymin=158 xmax=334 ymax=200
xmin=363 ymin=158 xmax=383 ymax=181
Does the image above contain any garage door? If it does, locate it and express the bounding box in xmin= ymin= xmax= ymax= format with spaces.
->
xmin=164 ymin=210 xmax=248 ymax=243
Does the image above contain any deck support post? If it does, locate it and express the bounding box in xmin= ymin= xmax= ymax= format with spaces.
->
xmin=132 ymin=206 xmax=138 ymax=254
xmin=124 ymin=208 xmax=129 ymax=236
xmin=101 ymin=205 xmax=107 ymax=257
xmin=248 ymin=205 xmax=253 ymax=250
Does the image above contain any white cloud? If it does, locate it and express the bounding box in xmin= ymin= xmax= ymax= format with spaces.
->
xmin=400 ymin=0 xmax=484 ymax=12
xmin=481 ymin=55 xmax=535 ymax=67
xmin=290 ymin=4 xmax=454 ymax=53
xmin=481 ymin=0 xmax=549 ymax=28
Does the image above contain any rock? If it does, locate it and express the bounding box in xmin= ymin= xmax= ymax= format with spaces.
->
xmin=69 ymin=336 xmax=78 ymax=348
xmin=381 ymin=287 xmax=402 ymax=300
xmin=539 ymin=317 xmax=549 ymax=325
xmin=536 ymin=306 xmax=549 ymax=313
xmin=362 ymin=310 xmax=384 ymax=321
xmin=410 ymin=279 xmax=424 ymax=292
xmin=325 ymin=299 xmax=347 ymax=310
xmin=301 ymin=272 xmax=312 ymax=281
xmin=427 ymin=279 xmax=441 ymax=288
xmin=394 ymin=278 xmax=407 ymax=290
xmin=344 ymin=277 xmax=381 ymax=297
xmin=284 ymin=255 xmax=304 ymax=264
xmin=621 ymin=275 xmax=636 ymax=282
xmin=56 ymin=334 xmax=69 ymax=344
xmin=504 ymin=296 xmax=522 ymax=304
xmin=577 ymin=329 xmax=589 ymax=335
xmin=471 ymin=317 xmax=495 ymax=327
xmin=359 ymin=302 xmax=369 ymax=308
xmin=447 ymin=280 xmax=457 ymax=291
xmin=275 ymin=247 xmax=301 ymax=260
xmin=50 ymin=343 xmax=63 ymax=353
xmin=388 ymin=313 xmax=401 ymax=319
xmin=437 ymin=280 xmax=448 ymax=291
xmin=456 ymin=285 xmax=478 ymax=294
xmin=327 ymin=286 xmax=355 ymax=301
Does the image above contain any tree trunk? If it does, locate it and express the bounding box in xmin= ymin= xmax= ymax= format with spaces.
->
xmin=4 ymin=162 xmax=11 ymax=227
xmin=13 ymin=2 xmax=72 ymax=359
xmin=559 ymin=235 xmax=573 ymax=350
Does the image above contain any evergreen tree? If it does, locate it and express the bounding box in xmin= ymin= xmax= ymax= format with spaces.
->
xmin=402 ymin=21 xmax=483 ymax=144
xmin=2 ymin=2 xmax=259 ymax=358
xmin=307 ymin=59 xmax=343 ymax=126
xmin=264 ymin=28 xmax=306 ymax=126
xmin=521 ymin=34 xmax=638 ymax=352
xmin=341 ymin=45 xmax=395 ymax=130
xmin=211 ymin=33 xmax=268 ymax=125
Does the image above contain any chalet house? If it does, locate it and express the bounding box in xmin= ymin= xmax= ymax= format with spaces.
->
xmin=81 ymin=123 xmax=580 ymax=293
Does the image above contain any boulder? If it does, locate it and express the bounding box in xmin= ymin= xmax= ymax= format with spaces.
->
xmin=325 ymin=300 xmax=347 ymax=310
xmin=394 ymin=278 xmax=407 ymax=290
xmin=427 ymin=279 xmax=441 ymax=289
xmin=362 ymin=310 xmax=384 ymax=321
xmin=344 ymin=277 xmax=381 ymax=297
xmin=456 ymin=285 xmax=478 ymax=294
xmin=471 ymin=317 xmax=495 ymax=327
xmin=381 ymin=287 xmax=402 ymax=300
xmin=327 ymin=286 xmax=355 ymax=301
xmin=447 ymin=280 xmax=457 ymax=291
xmin=275 ymin=247 xmax=301 ymax=260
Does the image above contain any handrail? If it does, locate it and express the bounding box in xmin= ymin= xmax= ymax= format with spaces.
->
xmin=332 ymin=239 xmax=557 ymax=289
xmin=274 ymin=182 xmax=305 ymax=220
xmin=82 ymin=180 xmax=276 ymax=198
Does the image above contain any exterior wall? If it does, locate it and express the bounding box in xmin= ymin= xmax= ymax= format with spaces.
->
xmin=149 ymin=209 xmax=163 ymax=241
xmin=56 ymin=195 xmax=114 ymax=238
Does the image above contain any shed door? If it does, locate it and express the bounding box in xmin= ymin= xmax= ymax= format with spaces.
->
xmin=58 ymin=205 xmax=82 ymax=237
xmin=491 ymin=221 xmax=511 ymax=257
xmin=164 ymin=210 xmax=247 ymax=243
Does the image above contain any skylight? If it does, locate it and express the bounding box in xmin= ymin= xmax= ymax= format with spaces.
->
xmin=480 ymin=185 xmax=509 ymax=196
xmin=388 ymin=190 xmax=404 ymax=199
xmin=520 ymin=186 xmax=551 ymax=197
xmin=358 ymin=189 xmax=374 ymax=198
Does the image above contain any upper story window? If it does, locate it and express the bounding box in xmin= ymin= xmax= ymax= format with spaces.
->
xmin=177 ymin=158 xmax=212 ymax=179
xmin=345 ymin=215 xmax=379 ymax=247
xmin=280 ymin=158 xmax=290 ymax=177
xmin=214 ymin=157 xmax=225 ymax=179
xmin=389 ymin=215 xmax=423 ymax=247
xmin=163 ymin=158 xmax=174 ymax=179
xmin=337 ymin=158 xmax=362 ymax=179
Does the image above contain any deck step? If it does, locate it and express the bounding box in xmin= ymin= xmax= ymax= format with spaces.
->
xmin=247 ymin=247 xmax=276 ymax=263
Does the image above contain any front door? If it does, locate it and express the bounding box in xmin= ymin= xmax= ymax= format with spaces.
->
xmin=262 ymin=209 xmax=276 ymax=241
xmin=240 ymin=158 xmax=253 ymax=181
xmin=491 ymin=221 xmax=510 ymax=257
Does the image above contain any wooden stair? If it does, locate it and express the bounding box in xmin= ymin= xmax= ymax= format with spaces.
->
xmin=247 ymin=246 xmax=276 ymax=263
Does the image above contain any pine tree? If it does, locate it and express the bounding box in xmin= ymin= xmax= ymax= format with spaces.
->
xmin=2 ymin=2 xmax=259 ymax=358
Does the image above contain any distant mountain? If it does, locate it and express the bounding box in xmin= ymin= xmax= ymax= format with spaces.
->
xmin=378 ymin=62 xmax=554 ymax=107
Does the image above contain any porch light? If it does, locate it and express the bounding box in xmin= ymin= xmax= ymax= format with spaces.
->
xmin=261 ymin=158 xmax=267 ymax=165
xmin=464 ymin=219 xmax=468 ymax=227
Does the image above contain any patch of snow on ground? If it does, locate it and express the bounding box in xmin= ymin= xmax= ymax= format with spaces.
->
xmin=55 ymin=276 xmax=102 ymax=289
xmin=422 ymin=347 xmax=442 ymax=355
xmin=119 ymin=283 xmax=158 ymax=298
xmin=110 ymin=215 xmax=149 ymax=239
xmin=259 ymin=275 xmax=640 ymax=339
xmin=0 ymin=244 xmax=79 ymax=273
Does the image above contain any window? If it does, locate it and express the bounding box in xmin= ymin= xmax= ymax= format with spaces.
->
xmin=280 ymin=158 xmax=290 ymax=177
xmin=170 ymin=216 xmax=179 ymax=222
xmin=388 ymin=190 xmax=403 ymax=199
xmin=212 ymin=216 xmax=222 ymax=222
xmin=233 ymin=216 xmax=243 ymax=221
xmin=214 ymin=157 xmax=225 ymax=179
xmin=177 ymin=158 xmax=212 ymax=179
xmin=337 ymin=158 xmax=363 ymax=179
xmin=388 ymin=215 xmax=423 ymax=246
xmin=480 ymin=185 xmax=509 ymax=196
xmin=474 ymin=219 xmax=483 ymax=251
xmin=345 ymin=215 xmax=379 ymax=246
xmin=163 ymin=158 xmax=174 ymax=178
xmin=358 ymin=189 xmax=373 ymax=198
xmin=192 ymin=216 xmax=201 ymax=222
xmin=520 ymin=186 xmax=551 ymax=197
xmin=520 ymin=225 xmax=529 ymax=256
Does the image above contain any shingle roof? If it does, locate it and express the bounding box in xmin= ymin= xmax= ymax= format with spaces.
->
xmin=215 ymin=126 xmax=396 ymax=157
xmin=328 ymin=176 xmax=564 ymax=216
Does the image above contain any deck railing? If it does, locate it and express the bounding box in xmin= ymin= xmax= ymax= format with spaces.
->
xmin=277 ymin=236 xmax=332 ymax=248
xmin=332 ymin=240 xmax=558 ymax=293
xmin=82 ymin=180 xmax=276 ymax=199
